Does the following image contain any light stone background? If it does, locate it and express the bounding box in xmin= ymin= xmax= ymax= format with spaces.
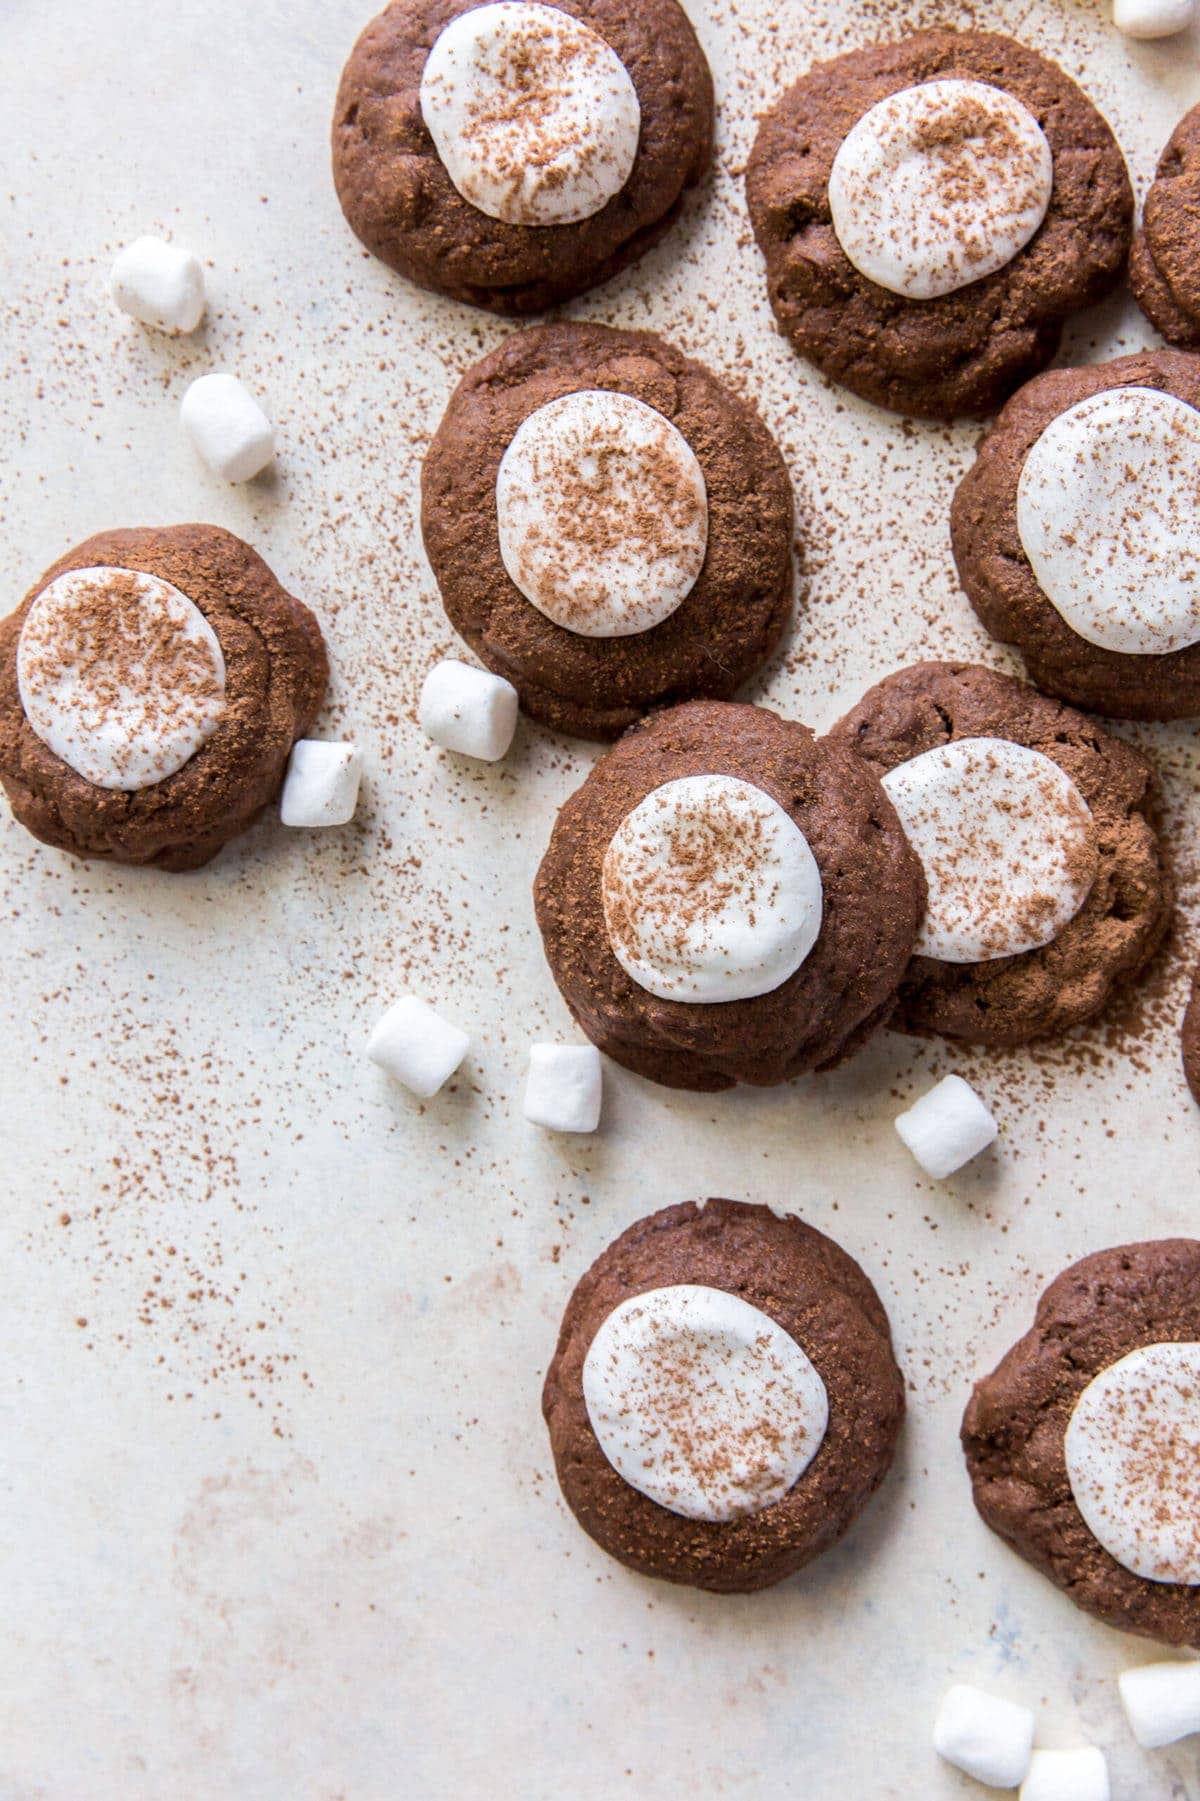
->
xmin=1 ymin=0 xmax=1198 ymax=1795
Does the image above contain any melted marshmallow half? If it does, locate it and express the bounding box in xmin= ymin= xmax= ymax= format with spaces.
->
xmin=496 ymin=390 xmax=708 ymax=638
xmin=583 ymin=1284 xmax=829 ymax=1522
xmin=1018 ymin=387 xmax=1200 ymax=656
xmin=17 ymin=565 xmax=227 ymax=791
xmin=1066 ymin=1343 xmax=1200 ymax=1585
xmin=881 ymin=738 xmax=1098 ymax=964
xmin=828 ymin=79 xmax=1053 ymax=299
xmin=601 ymin=774 xmax=823 ymax=1003
xmin=419 ymin=1 xmax=641 ymax=226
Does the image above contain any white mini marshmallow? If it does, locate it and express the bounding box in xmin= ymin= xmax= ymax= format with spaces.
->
xmin=1113 ymin=0 xmax=1195 ymax=38
xmin=895 ymin=1075 xmax=998 ymax=1180
xmin=180 ymin=372 xmax=275 ymax=482
xmin=933 ymin=1684 xmax=1036 ymax=1789
xmin=367 ymin=996 xmax=470 ymax=1098
xmin=280 ymin=741 xmax=363 ymax=828
xmin=1119 ymin=1661 xmax=1200 ymax=1749
xmin=111 ymin=235 xmax=205 ymax=334
xmin=418 ymin=659 xmax=518 ymax=762
xmin=1019 ymin=1748 xmax=1109 ymax=1801
xmin=523 ymin=1044 xmax=603 ymax=1133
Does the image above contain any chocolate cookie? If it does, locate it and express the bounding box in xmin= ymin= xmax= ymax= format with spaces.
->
xmin=952 ymin=350 xmax=1200 ymax=720
xmin=331 ymin=0 xmax=713 ymax=314
xmin=0 ymin=526 xmax=328 ymax=870
xmin=534 ymin=699 xmax=924 ymax=1090
xmin=421 ymin=322 xmax=794 ymax=738
xmin=830 ymin=663 xmax=1171 ymax=1047
xmin=962 ymin=1240 xmax=1200 ymax=1648
xmin=1131 ymin=105 xmax=1200 ymax=349
xmin=543 ymin=1199 xmax=906 ymax=1593
xmin=745 ymin=30 xmax=1132 ymax=420
xmin=1184 ymin=971 xmax=1200 ymax=1105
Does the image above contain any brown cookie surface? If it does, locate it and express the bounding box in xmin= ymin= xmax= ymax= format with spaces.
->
xmin=951 ymin=349 xmax=1200 ymax=720
xmin=745 ymin=29 xmax=1132 ymax=420
xmin=1131 ymin=104 xmax=1200 ymax=350
xmin=331 ymin=0 xmax=713 ymax=314
xmin=830 ymin=662 xmax=1171 ymax=1047
xmin=543 ymin=1199 xmax=906 ymax=1593
xmin=533 ymin=699 xmax=924 ymax=1089
xmin=0 ymin=526 xmax=328 ymax=871
xmin=962 ymin=1239 xmax=1200 ymax=1648
xmin=1184 ymin=971 xmax=1200 ymax=1106
xmin=421 ymin=322 xmax=795 ymax=738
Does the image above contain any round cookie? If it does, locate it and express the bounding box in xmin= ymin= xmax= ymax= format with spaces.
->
xmin=952 ymin=350 xmax=1200 ymax=720
xmin=421 ymin=322 xmax=795 ymax=738
xmin=830 ymin=662 xmax=1171 ymax=1048
xmin=543 ymin=1199 xmax=906 ymax=1593
xmin=0 ymin=526 xmax=328 ymax=870
xmin=1131 ymin=105 xmax=1200 ymax=349
xmin=962 ymin=1240 xmax=1200 ymax=1648
xmin=1184 ymin=971 xmax=1200 ymax=1106
xmin=745 ymin=29 xmax=1132 ymax=420
xmin=331 ymin=0 xmax=714 ymax=314
xmin=533 ymin=699 xmax=925 ymax=1090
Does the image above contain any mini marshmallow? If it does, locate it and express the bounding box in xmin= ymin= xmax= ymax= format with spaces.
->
xmin=180 ymin=372 xmax=275 ymax=482
xmin=419 ymin=660 xmax=518 ymax=762
xmin=933 ymin=1684 xmax=1036 ymax=1789
xmin=1119 ymin=1661 xmax=1200 ymax=1749
xmin=280 ymin=741 xmax=363 ymax=828
xmin=1113 ymin=0 xmax=1195 ymax=39
xmin=523 ymin=1044 xmax=603 ymax=1134
xmin=367 ymin=996 xmax=470 ymax=1099
xmin=111 ymin=235 xmax=205 ymax=334
xmin=895 ymin=1075 xmax=998 ymax=1180
xmin=1019 ymin=1747 xmax=1109 ymax=1801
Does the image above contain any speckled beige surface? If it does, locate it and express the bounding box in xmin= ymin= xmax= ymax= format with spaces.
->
xmin=1 ymin=2 xmax=1198 ymax=1796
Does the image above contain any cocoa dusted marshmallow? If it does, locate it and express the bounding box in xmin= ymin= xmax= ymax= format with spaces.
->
xmin=895 ymin=1076 xmax=998 ymax=1180
xmin=180 ymin=372 xmax=275 ymax=483
xmin=418 ymin=659 xmax=518 ymax=762
xmin=523 ymin=1043 xmax=603 ymax=1133
xmin=111 ymin=235 xmax=206 ymax=334
xmin=367 ymin=996 xmax=470 ymax=1098
xmin=933 ymin=1684 xmax=1036 ymax=1789
xmin=1118 ymin=1661 xmax=1200 ymax=1749
xmin=1019 ymin=1748 xmax=1109 ymax=1801
xmin=280 ymin=741 xmax=363 ymax=828
xmin=1113 ymin=0 xmax=1195 ymax=38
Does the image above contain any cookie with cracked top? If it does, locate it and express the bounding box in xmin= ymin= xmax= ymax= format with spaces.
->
xmin=1131 ymin=103 xmax=1200 ymax=349
xmin=745 ymin=29 xmax=1131 ymax=419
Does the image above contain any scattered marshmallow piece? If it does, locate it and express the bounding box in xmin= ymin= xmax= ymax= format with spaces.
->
xmin=1113 ymin=0 xmax=1195 ymax=39
xmin=180 ymin=372 xmax=275 ymax=482
xmin=523 ymin=1044 xmax=603 ymax=1133
xmin=419 ymin=659 xmax=518 ymax=762
xmin=111 ymin=235 xmax=205 ymax=334
xmin=1020 ymin=1747 xmax=1109 ymax=1801
xmin=280 ymin=740 xmax=363 ymax=828
xmin=1119 ymin=1661 xmax=1200 ymax=1749
xmin=367 ymin=996 xmax=469 ymax=1098
xmin=895 ymin=1074 xmax=998 ymax=1180
xmin=933 ymin=1684 xmax=1036 ymax=1789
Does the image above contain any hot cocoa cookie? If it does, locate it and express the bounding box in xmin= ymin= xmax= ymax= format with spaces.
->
xmin=0 ymin=526 xmax=328 ymax=870
xmin=963 ymin=1240 xmax=1200 ymax=1648
xmin=745 ymin=30 xmax=1132 ymax=420
xmin=543 ymin=1199 xmax=906 ymax=1593
xmin=952 ymin=350 xmax=1200 ymax=720
xmin=332 ymin=0 xmax=713 ymax=314
xmin=421 ymin=322 xmax=794 ymax=738
xmin=533 ymin=699 xmax=924 ymax=1090
xmin=830 ymin=662 xmax=1171 ymax=1047
xmin=1184 ymin=971 xmax=1200 ymax=1105
xmin=1131 ymin=105 xmax=1200 ymax=349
